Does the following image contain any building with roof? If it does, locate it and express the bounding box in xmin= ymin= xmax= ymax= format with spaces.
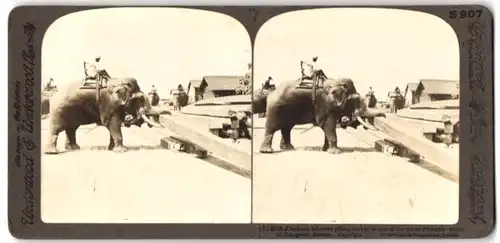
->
xmin=187 ymin=80 xmax=204 ymax=102
xmin=404 ymin=82 xmax=419 ymax=107
xmin=414 ymin=79 xmax=459 ymax=103
xmin=187 ymin=75 xmax=243 ymax=101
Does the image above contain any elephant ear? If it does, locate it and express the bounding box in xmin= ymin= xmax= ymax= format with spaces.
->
xmin=337 ymin=78 xmax=357 ymax=94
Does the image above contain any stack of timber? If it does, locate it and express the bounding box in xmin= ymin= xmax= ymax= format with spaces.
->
xmin=158 ymin=95 xmax=252 ymax=178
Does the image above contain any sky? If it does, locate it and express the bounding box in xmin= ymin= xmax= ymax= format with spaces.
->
xmin=254 ymin=8 xmax=460 ymax=101
xmin=42 ymin=7 xmax=251 ymax=97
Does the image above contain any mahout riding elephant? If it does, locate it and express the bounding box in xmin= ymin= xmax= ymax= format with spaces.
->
xmin=252 ymin=77 xmax=386 ymax=154
xmin=146 ymin=91 xmax=161 ymax=126
xmin=388 ymin=92 xmax=405 ymax=113
xmin=44 ymin=77 xmax=170 ymax=154
xmin=171 ymin=90 xmax=189 ymax=111
xmin=365 ymin=93 xmax=377 ymax=108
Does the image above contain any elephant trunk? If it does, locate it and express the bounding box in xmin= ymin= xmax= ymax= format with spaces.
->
xmin=352 ymin=94 xmax=386 ymax=131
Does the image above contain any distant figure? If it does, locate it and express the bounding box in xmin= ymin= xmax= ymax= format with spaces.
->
xmin=44 ymin=78 xmax=56 ymax=91
xmin=177 ymin=84 xmax=184 ymax=91
xmin=366 ymin=87 xmax=374 ymax=96
xmin=262 ymin=76 xmax=274 ymax=90
xmin=394 ymin=86 xmax=401 ymax=95
xmin=150 ymin=85 xmax=158 ymax=94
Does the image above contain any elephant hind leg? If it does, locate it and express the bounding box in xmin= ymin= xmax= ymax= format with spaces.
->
xmin=64 ymin=127 xmax=81 ymax=151
xmin=279 ymin=126 xmax=295 ymax=151
xmin=259 ymin=126 xmax=279 ymax=154
xmin=45 ymin=126 xmax=64 ymax=155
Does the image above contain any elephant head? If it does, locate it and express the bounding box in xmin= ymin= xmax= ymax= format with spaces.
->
xmin=103 ymin=78 xmax=169 ymax=128
xmin=322 ymin=78 xmax=358 ymax=110
xmin=123 ymin=91 xmax=173 ymax=128
xmin=341 ymin=93 xmax=386 ymax=130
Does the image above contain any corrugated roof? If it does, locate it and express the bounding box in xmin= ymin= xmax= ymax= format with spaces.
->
xmin=418 ymin=79 xmax=459 ymax=94
xmin=202 ymin=75 xmax=243 ymax=91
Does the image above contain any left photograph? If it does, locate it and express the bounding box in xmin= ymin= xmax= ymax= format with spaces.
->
xmin=41 ymin=7 xmax=252 ymax=223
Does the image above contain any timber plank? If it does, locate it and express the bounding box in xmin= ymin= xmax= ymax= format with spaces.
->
xmin=373 ymin=115 xmax=459 ymax=180
xmin=181 ymin=104 xmax=251 ymax=118
xmin=194 ymin=95 xmax=251 ymax=106
xmin=410 ymin=99 xmax=459 ymax=109
xmin=158 ymin=113 xmax=251 ymax=176
xmin=396 ymin=108 xmax=459 ymax=123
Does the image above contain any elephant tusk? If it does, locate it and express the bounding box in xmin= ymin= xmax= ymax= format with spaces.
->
xmin=141 ymin=114 xmax=164 ymax=128
xmin=146 ymin=107 xmax=172 ymax=116
xmin=355 ymin=115 xmax=379 ymax=131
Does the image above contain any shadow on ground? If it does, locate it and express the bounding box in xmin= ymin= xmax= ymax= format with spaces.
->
xmin=256 ymin=146 xmax=376 ymax=154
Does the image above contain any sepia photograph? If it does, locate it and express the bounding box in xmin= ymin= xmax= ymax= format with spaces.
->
xmin=252 ymin=8 xmax=460 ymax=224
xmin=41 ymin=7 xmax=252 ymax=223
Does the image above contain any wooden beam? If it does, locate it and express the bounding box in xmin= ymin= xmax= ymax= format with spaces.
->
xmin=158 ymin=113 xmax=251 ymax=177
xmin=373 ymin=115 xmax=459 ymax=180
xmin=344 ymin=124 xmax=459 ymax=183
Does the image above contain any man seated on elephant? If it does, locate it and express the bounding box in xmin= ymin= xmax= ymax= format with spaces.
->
xmin=83 ymin=56 xmax=109 ymax=87
xmin=44 ymin=78 xmax=56 ymax=91
xmin=394 ymin=86 xmax=401 ymax=95
xmin=366 ymin=87 xmax=374 ymax=96
xmin=298 ymin=56 xmax=325 ymax=87
xmin=149 ymin=85 xmax=157 ymax=94
xmin=262 ymin=76 xmax=274 ymax=90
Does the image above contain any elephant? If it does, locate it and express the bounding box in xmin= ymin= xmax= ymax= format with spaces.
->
xmin=388 ymin=92 xmax=405 ymax=113
xmin=146 ymin=91 xmax=161 ymax=126
xmin=44 ymin=77 xmax=170 ymax=154
xmin=252 ymin=77 xmax=386 ymax=154
xmin=172 ymin=91 xmax=189 ymax=111
xmin=365 ymin=93 xmax=377 ymax=108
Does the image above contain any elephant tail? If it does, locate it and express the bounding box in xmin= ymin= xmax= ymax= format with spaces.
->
xmin=252 ymin=91 xmax=268 ymax=114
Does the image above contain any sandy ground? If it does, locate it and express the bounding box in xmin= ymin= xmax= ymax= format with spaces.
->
xmin=252 ymin=118 xmax=459 ymax=224
xmin=40 ymin=119 xmax=251 ymax=223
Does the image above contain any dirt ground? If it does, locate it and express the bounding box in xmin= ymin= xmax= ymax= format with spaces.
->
xmin=251 ymin=117 xmax=459 ymax=224
xmin=40 ymin=119 xmax=251 ymax=223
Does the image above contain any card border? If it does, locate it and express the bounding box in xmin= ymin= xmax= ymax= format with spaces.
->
xmin=7 ymin=5 xmax=495 ymax=239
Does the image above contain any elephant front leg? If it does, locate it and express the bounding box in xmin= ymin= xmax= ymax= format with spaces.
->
xmin=279 ymin=126 xmax=295 ymax=151
xmin=107 ymin=115 xmax=127 ymax=153
xmin=64 ymin=128 xmax=81 ymax=151
xmin=322 ymin=117 xmax=341 ymax=154
xmin=107 ymin=135 xmax=115 ymax=150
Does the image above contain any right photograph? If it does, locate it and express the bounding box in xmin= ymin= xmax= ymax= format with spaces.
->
xmin=252 ymin=8 xmax=460 ymax=224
